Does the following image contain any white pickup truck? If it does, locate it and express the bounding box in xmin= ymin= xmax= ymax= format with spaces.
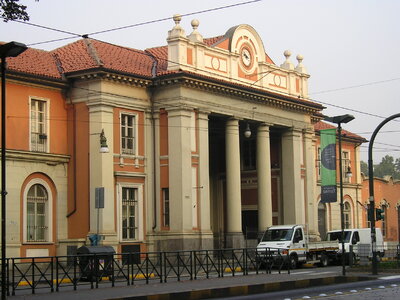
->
xmin=256 ymin=224 xmax=339 ymax=268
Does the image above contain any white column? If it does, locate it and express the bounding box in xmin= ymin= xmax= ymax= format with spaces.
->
xmin=198 ymin=111 xmax=211 ymax=232
xmin=89 ymin=104 xmax=116 ymax=240
xmin=257 ymin=123 xmax=273 ymax=231
xmin=304 ymin=129 xmax=318 ymax=238
xmin=225 ymin=118 xmax=242 ymax=233
xmin=167 ymin=108 xmax=193 ymax=231
xmin=281 ymin=128 xmax=304 ymax=224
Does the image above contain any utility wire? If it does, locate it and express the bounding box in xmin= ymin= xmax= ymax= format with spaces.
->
xmin=311 ymin=77 xmax=400 ymax=95
xmin=89 ymin=0 xmax=262 ymax=36
xmin=5 ymin=0 xmax=262 ymax=46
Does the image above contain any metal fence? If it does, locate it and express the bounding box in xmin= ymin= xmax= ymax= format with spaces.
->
xmin=0 ymin=247 xmax=290 ymax=296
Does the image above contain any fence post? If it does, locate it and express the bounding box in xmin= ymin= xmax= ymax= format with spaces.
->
xmin=50 ymin=257 xmax=54 ymax=292
xmin=73 ymin=256 xmax=77 ymax=291
xmin=145 ymin=253 xmax=149 ymax=284
xmin=31 ymin=257 xmax=35 ymax=294
xmin=11 ymin=258 xmax=15 ymax=296
xmin=111 ymin=253 xmax=115 ymax=287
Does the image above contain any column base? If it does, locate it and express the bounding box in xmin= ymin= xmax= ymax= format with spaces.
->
xmin=225 ymin=232 xmax=245 ymax=249
xmin=149 ymin=232 xmax=214 ymax=252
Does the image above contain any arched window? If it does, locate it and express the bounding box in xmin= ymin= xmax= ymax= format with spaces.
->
xmin=382 ymin=204 xmax=387 ymax=237
xmin=344 ymin=202 xmax=351 ymax=229
xmin=26 ymin=184 xmax=48 ymax=242
xmin=318 ymin=202 xmax=327 ymax=239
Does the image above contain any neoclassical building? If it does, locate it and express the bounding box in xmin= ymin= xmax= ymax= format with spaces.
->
xmin=2 ymin=16 xmax=367 ymax=257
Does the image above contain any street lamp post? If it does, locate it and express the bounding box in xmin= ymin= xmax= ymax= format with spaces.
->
xmin=324 ymin=114 xmax=354 ymax=276
xmin=0 ymin=41 xmax=27 ymax=300
xmin=368 ymin=113 xmax=400 ymax=275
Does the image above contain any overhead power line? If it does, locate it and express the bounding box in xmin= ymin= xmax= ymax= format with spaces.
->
xmin=311 ymin=77 xmax=400 ymax=95
xmin=5 ymin=0 xmax=262 ymax=46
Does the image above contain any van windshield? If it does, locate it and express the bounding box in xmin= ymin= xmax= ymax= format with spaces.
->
xmin=326 ymin=231 xmax=351 ymax=243
xmin=262 ymin=229 xmax=294 ymax=242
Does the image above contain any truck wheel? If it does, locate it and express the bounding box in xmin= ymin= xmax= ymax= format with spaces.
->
xmin=319 ymin=253 xmax=328 ymax=267
xmin=289 ymin=254 xmax=298 ymax=269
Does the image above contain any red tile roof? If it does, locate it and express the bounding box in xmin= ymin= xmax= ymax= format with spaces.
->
xmin=314 ymin=121 xmax=367 ymax=142
xmin=52 ymin=39 xmax=154 ymax=77
xmin=7 ymin=48 xmax=63 ymax=79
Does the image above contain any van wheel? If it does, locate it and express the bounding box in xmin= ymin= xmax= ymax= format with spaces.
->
xmin=289 ymin=254 xmax=298 ymax=269
xmin=319 ymin=253 xmax=328 ymax=267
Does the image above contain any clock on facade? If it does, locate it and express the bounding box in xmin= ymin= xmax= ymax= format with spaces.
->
xmin=240 ymin=45 xmax=253 ymax=69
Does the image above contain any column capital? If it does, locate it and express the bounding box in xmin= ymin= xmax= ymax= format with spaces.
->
xmin=282 ymin=127 xmax=303 ymax=137
xmin=165 ymin=107 xmax=193 ymax=118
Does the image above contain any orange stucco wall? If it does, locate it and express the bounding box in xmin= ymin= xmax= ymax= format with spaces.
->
xmin=67 ymin=102 xmax=90 ymax=239
xmin=362 ymin=178 xmax=400 ymax=241
xmin=6 ymin=82 xmax=68 ymax=154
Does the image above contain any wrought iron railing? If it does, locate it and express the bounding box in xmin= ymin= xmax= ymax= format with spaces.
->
xmin=0 ymin=247 xmax=291 ymax=296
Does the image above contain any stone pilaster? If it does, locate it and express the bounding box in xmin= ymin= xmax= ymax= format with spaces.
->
xmin=257 ymin=123 xmax=273 ymax=231
xmin=225 ymin=118 xmax=244 ymax=248
xmin=89 ymin=104 xmax=116 ymax=243
xmin=281 ymin=128 xmax=304 ymax=224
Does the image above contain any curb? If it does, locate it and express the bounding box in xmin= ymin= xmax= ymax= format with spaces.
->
xmin=111 ymin=276 xmax=373 ymax=300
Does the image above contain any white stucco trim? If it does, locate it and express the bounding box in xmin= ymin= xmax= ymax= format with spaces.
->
xmin=116 ymin=183 xmax=144 ymax=242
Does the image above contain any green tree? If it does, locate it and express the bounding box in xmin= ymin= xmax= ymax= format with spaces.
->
xmin=360 ymin=160 xmax=368 ymax=175
xmin=0 ymin=0 xmax=35 ymax=22
xmin=374 ymin=155 xmax=396 ymax=179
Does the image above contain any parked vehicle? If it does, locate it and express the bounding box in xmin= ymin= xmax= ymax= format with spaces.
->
xmin=326 ymin=228 xmax=384 ymax=262
xmin=257 ymin=224 xmax=339 ymax=268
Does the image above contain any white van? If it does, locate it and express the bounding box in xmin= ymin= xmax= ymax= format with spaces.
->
xmin=326 ymin=228 xmax=384 ymax=261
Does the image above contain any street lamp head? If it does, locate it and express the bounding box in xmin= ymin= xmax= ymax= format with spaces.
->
xmin=324 ymin=114 xmax=355 ymax=125
xmin=0 ymin=41 xmax=28 ymax=58
xmin=244 ymin=123 xmax=251 ymax=138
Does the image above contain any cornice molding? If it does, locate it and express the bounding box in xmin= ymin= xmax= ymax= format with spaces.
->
xmin=6 ymin=149 xmax=70 ymax=165
xmin=153 ymin=73 xmax=323 ymax=116
xmin=66 ymin=69 xmax=152 ymax=88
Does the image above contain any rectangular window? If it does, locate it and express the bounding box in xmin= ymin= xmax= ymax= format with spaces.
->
xmin=162 ymin=188 xmax=170 ymax=228
xmin=342 ymin=151 xmax=350 ymax=183
xmin=121 ymin=114 xmax=135 ymax=155
xmin=241 ymin=138 xmax=256 ymax=170
xmin=121 ymin=187 xmax=138 ymax=240
xmin=30 ymin=99 xmax=48 ymax=152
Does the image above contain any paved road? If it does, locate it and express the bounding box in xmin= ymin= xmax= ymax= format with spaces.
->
xmin=208 ymin=274 xmax=400 ymax=300
xmin=8 ymin=266 xmax=381 ymax=300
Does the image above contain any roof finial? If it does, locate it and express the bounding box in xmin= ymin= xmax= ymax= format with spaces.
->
xmin=295 ymin=54 xmax=307 ymax=73
xmin=188 ymin=19 xmax=203 ymax=43
xmin=280 ymin=50 xmax=294 ymax=70
xmin=168 ymin=14 xmax=186 ymax=38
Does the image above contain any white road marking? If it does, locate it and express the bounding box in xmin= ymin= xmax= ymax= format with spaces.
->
xmin=379 ymin=275 xmax=400 ymax=280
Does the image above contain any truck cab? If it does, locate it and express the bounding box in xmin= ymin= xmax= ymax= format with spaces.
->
xmin=257 ymin=224 xmax=338 ymax=268
xmin=326 ymin=228 xmax=384 ymax=261
xmin=257 ymin=225 xmax=307 ymax=268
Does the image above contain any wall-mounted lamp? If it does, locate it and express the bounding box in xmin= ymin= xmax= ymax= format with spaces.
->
xmin=244 ymin=123 xmax=251 ymax=138
xmin=99 ymin=129 xmax=109 ymax=153
xmin=345 ymin=166 xmax=352 ymax=178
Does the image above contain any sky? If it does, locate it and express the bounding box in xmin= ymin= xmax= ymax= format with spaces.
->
xmin=1 ymin=0 xmax=399 ymax=163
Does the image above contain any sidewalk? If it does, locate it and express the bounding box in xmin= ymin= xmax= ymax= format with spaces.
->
xmin=10 ymin=267 xmax=375 ymax=300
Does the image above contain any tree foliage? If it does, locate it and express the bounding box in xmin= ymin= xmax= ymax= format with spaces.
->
xmin=361 ymin=155 xmax=400 ymax=180
xmin=0 ymin=0 xmax=32 ymax=22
